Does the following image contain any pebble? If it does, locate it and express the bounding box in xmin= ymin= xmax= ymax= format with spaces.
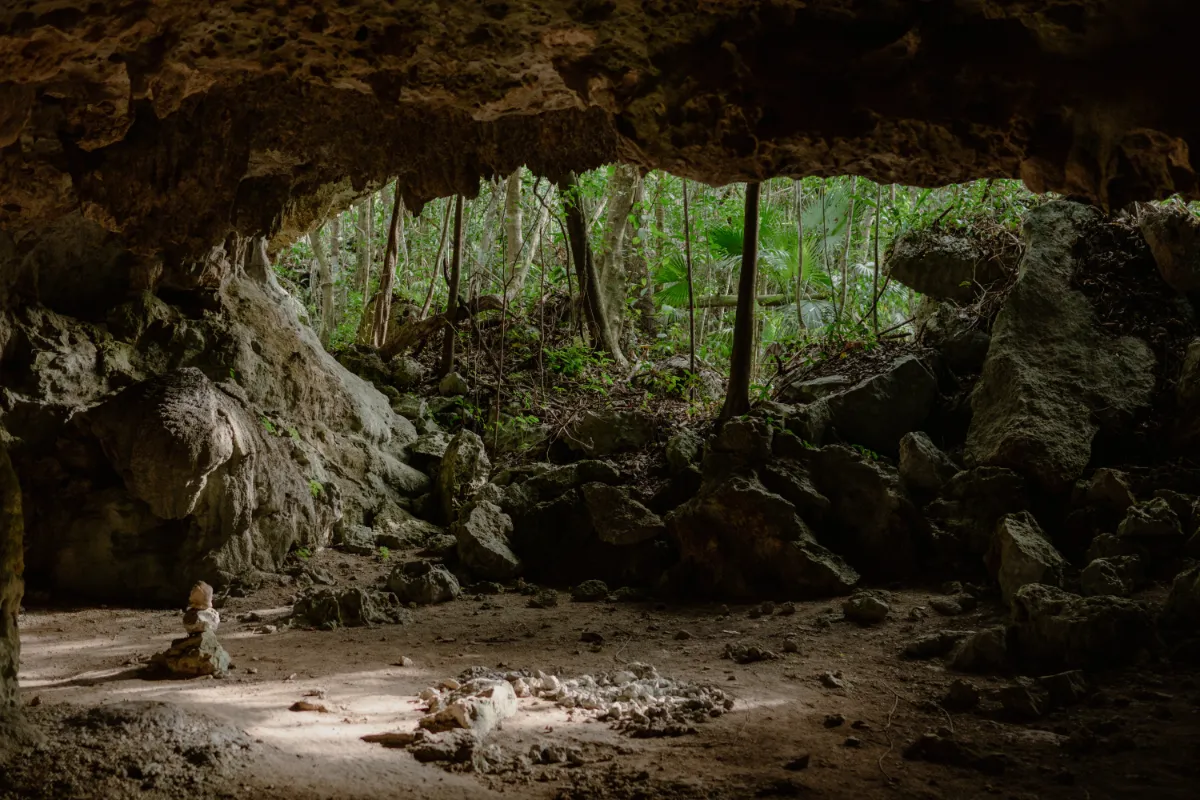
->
xmin=823 ymin=713 xmax=846 ymax=728
xmin=843 ymin=736 xmax=862 ymax=748
xmin=778 ymin=602 xmax=797 ymax=616
xmin=674 ymin=630 xmax=694 ymax=641
xmin=784 ymin=754 xmax=811 ymax=771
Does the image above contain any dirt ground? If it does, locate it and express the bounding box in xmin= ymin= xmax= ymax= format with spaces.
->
xmin=7 ymin=549 xmax=1200 ymax=800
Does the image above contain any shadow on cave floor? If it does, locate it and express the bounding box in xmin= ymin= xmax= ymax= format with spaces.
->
xmin=12 ymin=556 xmax=1200 ymax=800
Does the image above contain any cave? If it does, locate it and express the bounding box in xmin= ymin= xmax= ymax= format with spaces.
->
xmin=3 ymin=3 xmax=1200 ymax=799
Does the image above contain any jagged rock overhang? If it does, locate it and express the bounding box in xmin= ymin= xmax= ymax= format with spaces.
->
xmin=3 ymin=0 xmax=1200 ymax=265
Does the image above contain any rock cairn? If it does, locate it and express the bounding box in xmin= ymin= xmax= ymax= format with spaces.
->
xmin=151 ymin=581 xmax=230 ymax=678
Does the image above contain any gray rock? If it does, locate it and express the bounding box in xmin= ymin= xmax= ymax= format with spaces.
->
xmin=887 ymin=228 xmax=1014 ymax=303
xmin=582 ymin=483 xmax=666 ymax=546
xmin=927 ymin=467 xmax=1030 ymax=558
xmin=713 ymin=417 xmax=774 ymax=461
xmin=904 ymin=631 xmax=972 ymax=660
xmin=899 ymin=432 xmax=958 ymax=494
xmin=1080 ymin=469 xmax=1137 ymax=514
xmin=987 ymin=512 xmax=1066 ymax=605
xmin=1079 ymin=556 xmax=1141 ymax=597
xmin=918 ymin=300 xmax=993 ymax=373
xmin=339 ymin=524 xmax=378 ymax=556
xmin=1118 ymin=497 xmax=1183 ymax=539
xmin=1153 ymin=489 xmax=1199 ymax=531
xmin=999 ymin=682 xmax=1046 ymax=719
xmin=452 ymin=501 xmax=521 ymax=581
xmin=1163 ymin=564 xmax=1200 ymax=628
xmin=966 ymin=202 xmax=1156 ymax=492
xmin=778 ymin=374 xmax=853 ymax=405
xmin=528 ymin=588 xmax=559 ymax=609
xmin=409 ymin=432 xmax=451 ymax=465
xmin=1085 ymin=532 xmax=1139 ymax=562
xmin=438 ymin=372 xmax=470 ymax=397
xmin=392 ymin=394 xmax=428 ymax=420
xmin=420 ymin=533 xmax=458 ymax=559
xmin=182 ymin=607 xmax=220 ymax=634
xmin=758 ymin=461 xmax=831 ymax=521
xmin=943 ymin=679 xmax=981 ymax=710
xmin=391 ymin=356 xmax=427 ymax=390
xmin=842 ymin=591 xmax=890 ymax=625
xmin=665 ymin=430 xmax=703 ymax=475
xmin=151 ymin=631 xmax=230 ymax=678
xmin=291 ymin=587 xmax=410 ymax=629
xmin=571 ymin=580 xmax=610 ymax=602
xmin=565 ymin=410 xmax=656 ymax=457
xmin=387 ymin=560 xmax=460 ymax=605
xmin=1175 ymin=339 xmax=1200 ymax=445
xmin=374 ymin=503 xmax=444 ymax=550
xmin=1139 ymin=204 xmax=1200 ymax=293
xmin=1010 ymin=583 xmax=1153 ymax=670
xmin=667 ymin=473 xmax=859 ymax=601
xmin=952 ymin=626 xmax=1010 ymax=673
xmin=809 ymin=445 xmax=924 ymax=577
xmin=437 ymin=431 xmax=491 ymax=522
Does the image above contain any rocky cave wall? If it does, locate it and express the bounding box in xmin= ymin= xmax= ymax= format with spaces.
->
xmin=6 ymin=0 xmax=1200 ymax=713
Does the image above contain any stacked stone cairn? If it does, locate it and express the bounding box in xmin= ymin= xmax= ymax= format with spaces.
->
xmin=150 ymin=581 xmax=231 ymax=678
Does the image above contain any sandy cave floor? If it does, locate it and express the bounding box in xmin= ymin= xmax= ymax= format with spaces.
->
xmin=7 ymin=550 xmax=1200 ymax=800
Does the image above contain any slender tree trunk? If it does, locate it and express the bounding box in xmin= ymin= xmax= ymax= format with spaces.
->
xmin=719 ymin=182 xmax=761 ymax=422
xmin=794 ymin=179 xmax=806 ymax=331
xmin=310 ymin=225 xmax=334 ymax=347
xmin=355 ymin=196 xmax=373 ymax=303
xmin=505 ymin=180 xmax=550 ymax=304
xmin=558 ymin=172 xmax=627 ymax=366
xmin=504 ymin=168 xmax=524 ymax=281
xmin=469 ymin=177 xmax=504 ymax=299
xmin=683 ymin=178 xmax=696 ymax=392
xmin=872 ymin=184 xmax=882 ymax=336
xmin=421 ymin=198 xmax=453 ymax=319
xmin=371 ymin=187 xmax=406 ymax=348
xmin=840 ymin=176 xmax=857 ymax=326
xmin=440 ymin=195 xmax=465 ymax=378
xmin=629 ymin=172 xmax=657 ymax=337
xmin=597 ymin=164 xmax=639 ymax=348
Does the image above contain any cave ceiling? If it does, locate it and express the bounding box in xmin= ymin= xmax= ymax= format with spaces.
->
xmin=2 ymin=0 xmax=1199 ymax=263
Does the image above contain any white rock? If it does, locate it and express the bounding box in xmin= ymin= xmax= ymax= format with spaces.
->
xmin=183 ymin=607 xmax=220 ymax=633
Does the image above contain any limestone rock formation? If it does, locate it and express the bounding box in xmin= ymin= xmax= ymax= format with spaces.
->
xmin=927 ymin=467 xmax=1030 ymax=557
xmin=917 ymin=301 xmax=993 ymax=373
xmin=986 ymin=513 xmax=1067 ymax=606
xmin=436 ymin=431 xmax=491 ymax=523
xmin=887 ymin=230 xmax=1014 ymax=303
xmin=1010 ymin=583 xmax=1153 ymax=671
xmin=387 ymin=561 xmax=460 ymax=605
xmin=780 ymin=355 xmax=938 ymax=456
xmin=452 ymin=501 xmax=522 ymax=582
xmin=899 ymin=432 xmax=958 ymax=495
xmin=565 ymin=410 xmax=656 ymax=457
xmin=667 ymin=474 xmax=859 ymax=600
xmin=966 ymin=202 xmax=1157 ymax=492
xmin=291 ymin=587 xmax=411 ymax=630
xmin=1138 ymin=205 xmax=1200 ymax=293
xmin=581 ymin=484 xmax=667 ymax=546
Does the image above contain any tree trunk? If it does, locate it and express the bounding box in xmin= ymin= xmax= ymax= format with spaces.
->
xmin=310 ymin=225 xmax=335 ymax=347
xmin=872 ymin=184 xmax=882 ymax=336
xmin=558 ymin=172 xmax=626 ymax=366
xmin=371 ymin=187 xmax=406 ymax=349
xmin=629 ymin=171 xmax=657 ymax=337
xmin=794 ymin=179 xmax=806 ymax=331
xmin=719 ymin=182 xmax=761 ymax=422
xmin=440 ymin=195 xmax=465 ymax=378
xmin=355 ymin=196 xmax=373 ymax=302
xmin=840 ymin=176 xmax=857 ymax=325
xmin=421 ymin=198 xmax=453 ymax=318
xmin=597 ymin=164 xmax=639 ymax=345
xmin=683 ymin=178 xmax=696 ymax=387
xmin=469 ymin=177 xmax=504 ymax=300
xmin=504 ymin=168 xmax=523 ymax=280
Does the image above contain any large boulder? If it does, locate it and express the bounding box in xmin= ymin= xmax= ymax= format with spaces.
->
xmin=564 ymin=410 xmax=656 ymax=457
xmin=783 ymin=356 xmax=938 ymax=457
xmin=451 ymin=501 xmax=521 ymax=581
xmin=581 ymin=483 xmax=666 ymax=545
xmin=387 ymin=560 xmax=460 ymax=605
xmin=887 ymin=228 xmax=1014 ymax=303
xmin=291 ymin=587 xmax=411 ymax=629
xmin=986 ymin=512 xmax=1067 ymax=605
xmin=917 ymin=300 xmax=993 ymax=373
xmin=7 ymin=256 xmax=423 ymax=604
xmin=927 ymin=467 xmax=1029 ymax=556
xmin=436 ymin=431 xmax=490 ymax=523
xmin=1010 ymin=583 xmax=1153 ymax=671
xmin=1138 ymin=204 xmax=1200 ymax=294
xmin=1175 ymin=339 xmax=1200 ymax=445
xmin=1163 ymin=565 xmax=1200 ymax=628
xmin=808 ymin=446 xmax=924 ymax=578
xmin=899 ymin=432 xmax=959 ymax=494
xmin=667 ymin=473 xmax=859 ymax=600
xmin=966 ymin=202 xmax=1156 ymax=492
